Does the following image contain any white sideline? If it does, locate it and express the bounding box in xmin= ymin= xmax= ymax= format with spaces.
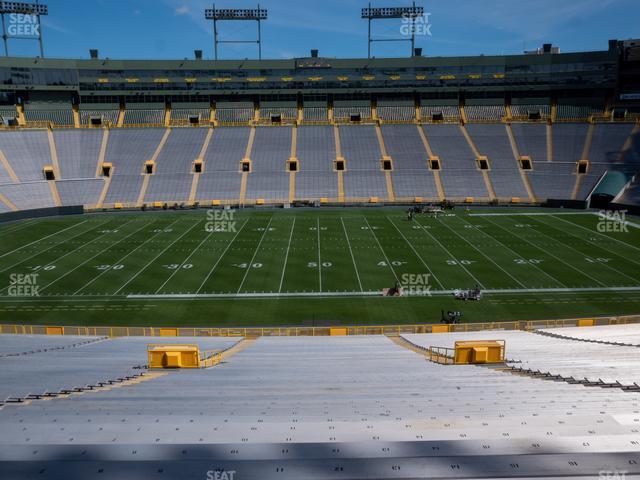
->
xmin=126 ymin=285 xmax=640 ymax=300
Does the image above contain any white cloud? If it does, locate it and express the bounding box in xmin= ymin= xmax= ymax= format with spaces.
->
xmin=175 ymin=5 xmax=190 ymax=16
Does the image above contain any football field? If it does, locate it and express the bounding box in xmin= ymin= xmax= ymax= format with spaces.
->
xmin=0 ymin=207 xmax=639 ymax=326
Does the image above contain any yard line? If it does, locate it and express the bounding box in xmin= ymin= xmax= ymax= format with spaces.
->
xmin=0 ymin=219 xmax=129 ymax=293
xmin=447 ymin=216 xmax=543 ymax=289
xmin=39 ymin=220 xmax=157 ymax=292
xmin=362 ymin=215 xmax=400 ymax=283
xmin=0 ymin=220 xmax=98 ymax=273
xmin=316 ymin=217 xmax=322 ymax=292
xmin=278 ymin=217 xmax=296 ymax=293
xmin=527 ymin=215 xmax=640 ymax=283
xmin=236 ymin=217 xmax=273 ymax=294
xmin=461 ymin=215 xmax=566 ymax=286
xmin=340 ymin=217 xmax=363 ymax=292
xmin=0 ymin=220 xmax=88 ymax=260
xmin=0 ymin=217 xmax=42 ymax=238
xmin=481 ymin=216 xmax=591 ymax=287
xmin=386 ymin=216 xmax=444 ymax=290
xmin=155 ymin=222 xmax=221 ymax=294
xmin=196 ymin=219 xmax=249 ymax=294
xmin=413 ymin=218 xmax=485 ymax=288
xmin=551 ymin=214 xmax=640 ymax=258
xmin=113 ymin=219 xmax=204 ymax=295
xmin=73 ymin=219 xmax=181 ymax=295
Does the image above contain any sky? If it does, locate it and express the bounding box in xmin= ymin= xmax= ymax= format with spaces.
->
xmin=4 ymin=0 xmax=639 ymax=60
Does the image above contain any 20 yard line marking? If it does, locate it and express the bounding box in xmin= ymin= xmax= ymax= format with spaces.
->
xmin=387 ymin=217 xmax=444 ymax=290
xmin=340 ymin=217 xmax=363 ymax=292
xmin=278 ymin=217 xmax=296 ymax=293
xmin=113 ymin=219 xmax=203 ymax=295
xmin=236 ymin=217 xmax=273 ymax=294
xmin=73 ymin=219 xmax=181 ymax=295
xmin=38 ymin=220 xmax=157 ymax=293
xmin=317 ymin=217 xmax=322 ymax=292
xmin=437 ymin=217 xmax=527 ymax=289
xmin=195 ymin=219 xmax=249 ymax=294
xmin=0 ymin=220 xmax=88 ymax=261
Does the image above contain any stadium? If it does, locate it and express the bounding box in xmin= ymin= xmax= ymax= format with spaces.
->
xmin=0 ymin=0 xmax=639 ymax=478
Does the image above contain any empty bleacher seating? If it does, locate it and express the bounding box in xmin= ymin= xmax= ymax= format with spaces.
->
xmin=196 ymin=127 xmax=247 ymax=201
xmin=464 ymin=104 xmax=506 ymax=122
xmin=295 ymin=126 xmax=338 ymax=199
xmin=245 ymin=127 xmax=291 ymax=201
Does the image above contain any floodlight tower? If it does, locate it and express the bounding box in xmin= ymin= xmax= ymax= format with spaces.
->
xmin=361 ymin=2 xmax=424 ymax=58
xmin=204 ymin=4 xmax=268 ymax=60
xmin=0 ymin=0 xmax=48 ymax=57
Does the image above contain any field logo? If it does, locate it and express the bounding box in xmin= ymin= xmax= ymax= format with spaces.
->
xmin=401 ymin=273 xmax=432 ymax=296
xmin=205 ymin=209 xmax=237 ymax=233
xmin=8 ymin=273 xmax=40 ymax=297
xmin=400 ymin=12 xmax=432 ymax=37
xmin=596 ymin=209 xmax=628 ymax=233
xmin=7 ymin=14 xmax=40 ymax=37
xmin=599 ymin=470 xmax=627 ymax=480
xmin=205 ymin=470 xmax=236 ymax=480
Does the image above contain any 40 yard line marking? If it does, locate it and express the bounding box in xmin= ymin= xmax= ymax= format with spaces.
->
xmin=363 ymin=215 xmax=400 ymax=283
xmin=113 ymin=219 xmax=203 ymax=295
xmin=340 ymin=216 xmax=363 ymax=292
xmin=0 ymin=219 xmax=88 ymax=262
xmin=386 ymin=216 xmax=444 ymax=290
xmin=73 ymin=218 xmax=181 ymax=295
xmin=278 ymin=216 xmax=296 ymax=294
xmin=236 ymin=216 xmax=274 ymax=294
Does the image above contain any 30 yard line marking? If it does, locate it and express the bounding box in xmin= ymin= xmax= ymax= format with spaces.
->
xmin=278 ymin=217 xmax=296 ymax=293
xmin=237 ymin=216 xmax=273 ymax=294
xmin=73 ymin=219 xmax=181 ymax=295
xmin=480 ymin=216 xmax=577 ymax=288
xmin=460 ymin=216 xmax=567 ymax=287
xmin=363 ymin=215 xmax=400 ymax=283
xmin=0 ymin=220 xmax=99 ymax=273
xmin=196 ymin=219 xmax=249 ymax=294
xmin=317 ymin=217 xmax=322 ymax=292
xmin=0 ymin=220 xmax=88 ymax=260
xmin=527 ymin=215 xmax=640 ymax=283
xmin=155 ymin=222 xmax=220 ymax=294
xmin=340 ymin=216 xmax=363 ymax=292
xmin=386 ymin=216 xmax=444 ymax=290
xmin=113 ymin=219 xmax=203 ymax=295
xmin=38 ymin=219 xmax=157 ymax=293
xmin=413 ymin=219 xmax=485 ymax=288
xmin=549 ymin=214 xmax=640 ymax=262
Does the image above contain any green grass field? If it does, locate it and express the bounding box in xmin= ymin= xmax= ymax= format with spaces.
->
xmin=0 ymin=207 xmax=639 ymax=327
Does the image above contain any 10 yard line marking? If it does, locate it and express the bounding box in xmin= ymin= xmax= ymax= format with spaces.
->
xmin=341 ymin=217 xmax=363 ymax=292
xmin=386 ymin=217 xmax=444 ymax=290
xmin=278 ymin=217 xmax=296 ymax=293
xmin=236 ymin=217 xmax=273 ymax=294
xmin=113 ymin=219 xmax=203 ymax=295
xmin=317 ymin=217 xmax=322 ymax=292
xmin=38 ymin=220 xmax=156 ymax=293
xmin=73 ymin=219 xmax=181 ymax=295
xmin=363 ymin=216 xmax=400 ymax=283
xmin=0 ymin=220 xmax=88 ymax=260
xmin=195 ymin=219 xmax=249 ymax=294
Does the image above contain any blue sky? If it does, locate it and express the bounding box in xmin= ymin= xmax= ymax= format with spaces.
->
xmin=5 ymin=0 xmax=639 ymax=59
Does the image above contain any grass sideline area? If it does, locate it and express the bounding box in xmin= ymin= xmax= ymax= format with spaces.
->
xmin=0 ymin=207 xmax=638 ymax=327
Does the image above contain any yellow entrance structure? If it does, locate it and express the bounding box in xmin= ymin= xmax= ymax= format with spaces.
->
xmin=147 ymin=344 xmax=222 ymax=369
xmin=429 ymin=340 xmax=505 ymax=365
